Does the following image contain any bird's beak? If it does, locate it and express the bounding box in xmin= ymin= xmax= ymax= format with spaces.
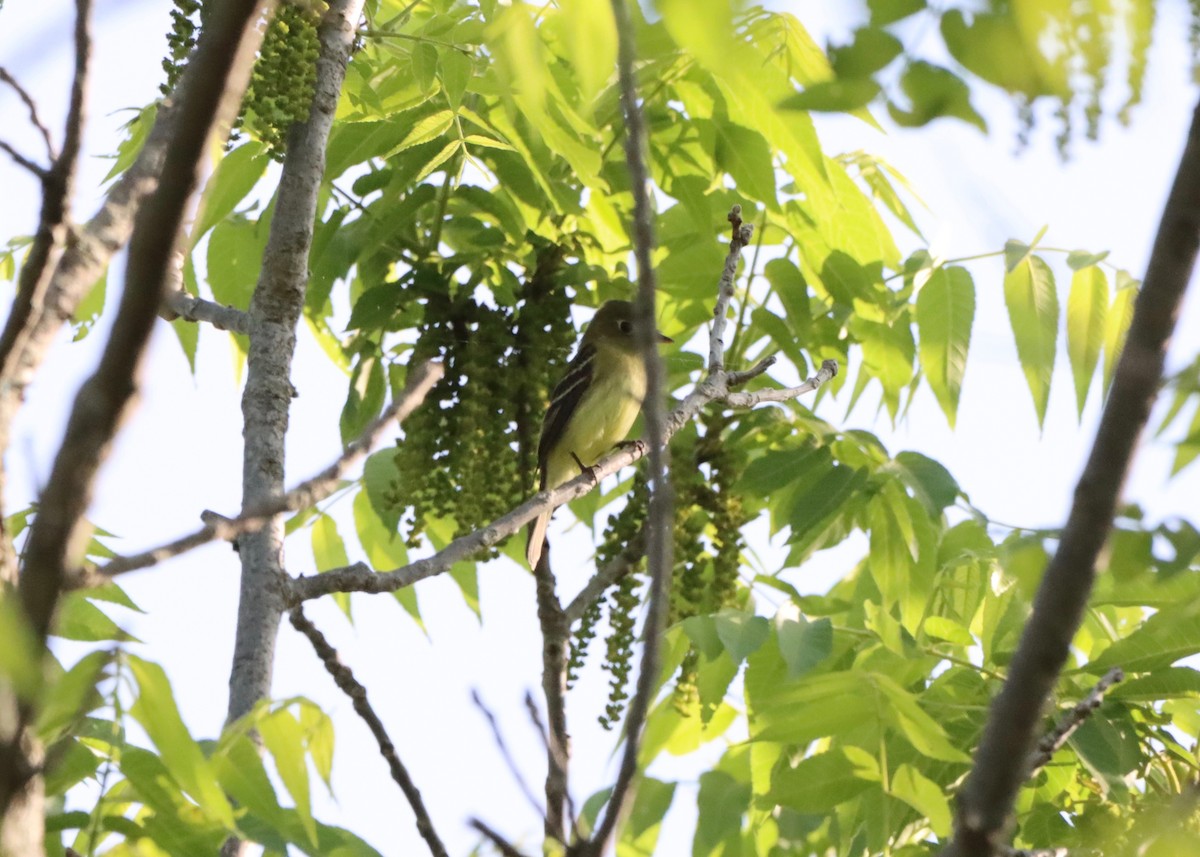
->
xmin=658 ymin=331 xmax=673 ymax=344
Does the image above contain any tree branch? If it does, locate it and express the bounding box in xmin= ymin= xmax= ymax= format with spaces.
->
xmin=563 ymin=525 xmax=646 ymax=625
xmin=1 ymin=0 xmax=268 ymax=823
xmin=532 ymin=549 xmax=571 ymax=843
xmin=0 ymin=140 xmax=48 ymax=178
xmin=290 ymin=348 xmax=836 ymax=603
xmin=468 ymin=819 xmax=531 ymax=857
xmin=470 ymin=690 xmax=546 ymax=820
xmin=289 ymin=606 xmax=449 ymax=857
xmin=1024 ymin=667 xmax=1124 ymax=779
xmin=68 ymin=360 xmax=441 ymax=586
xmin=162 ymin=288 xmax=251 ymax=334
xmin=709 ymin=206 xmax=754 ymax=372
xmin=581 ymin=2 xmax=673 ymax=850
xmin=224 ymin=0 xmax=367 ymax=748
xmin=0 ymin=67 xmax=56 ymax=160
xmin=941 ymin=100 xmax=1200 ymax=857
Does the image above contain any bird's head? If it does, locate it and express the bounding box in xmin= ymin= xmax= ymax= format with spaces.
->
xmin=584 ymin=300 xmax=673 ymax=352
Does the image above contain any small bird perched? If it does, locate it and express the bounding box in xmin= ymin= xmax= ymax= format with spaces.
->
xmin=526 ymin=300 xmax=672 ymax=568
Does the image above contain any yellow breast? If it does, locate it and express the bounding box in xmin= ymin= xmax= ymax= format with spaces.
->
xmin=544 ymin=344 xmax=646 ymax=490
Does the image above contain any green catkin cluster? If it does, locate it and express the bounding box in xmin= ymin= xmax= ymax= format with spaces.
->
xmin=159 ymin=0 xmax=322 ymax=156
xmin=581 ymin=412 xmax=749 ymax=728
xmin=579 ymin=475 xmax=649 ymax=724
xmin=242 ymin=1 xmax=323 ymax=157
xmin=386 ymin=249 xmax=573 ymax=550
xmin=161 ymin=0 xmax=201 ymax=95
xmin=600 ymin=572 xmax=642 ymax=730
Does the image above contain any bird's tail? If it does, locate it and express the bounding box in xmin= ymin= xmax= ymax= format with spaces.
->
xmin=526 ymin=511 xmax=549 ymax=569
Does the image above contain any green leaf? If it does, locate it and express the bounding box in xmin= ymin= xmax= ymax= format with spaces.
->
xmin=363 ymin=449 xmax=402 ymax=532
xmin=461 ymin=134 xmax=515 ymax=151
xmin=412 ymin=139 xmax=462 ymax=183
xmin=869 ymin=0 xmax=924 ymax=25
xmin=1004 ymin=254 xmax=1059 ymax=426
xmin=713 ymin=613 xmax=769 ymax=664
xmin=872 ymin=672 xmax=971 ymax=762
xmin=411 ymin=42 xmax=438 ymax=92
xmin=891 ymin=451 xmax=959 ymax=513
xmin=774 ymin=607 xmax=832 ymax=680
xmin=829 ymin=28 xmax=903 ymax=78
xmin=940 ymin=9 xmax=1048 ymax=96
xmin=1103 ymin=276 xmax=1137 ymax=393
xmin=658 ymin=0 xmax=734 ymax=72
xmin=259 ymin=707 xmax=318 ymax=848
xmin=340 ymin=353 xmax=386 ymax=445
xmin=922 ymin=616 xmax=974 ymax=646
xmin=347 ymin=283 xmax=406 ymax=331
xmin=1066 ymin=265 xmax=1109 ymax=417
xmin=890 ymin=764 xmax=952 ymax=837
xmin=53 ymin=594 xmax=135 ymax=643
xmin=1067 ymin=249 xmax=1110 ymax=270
xmin=313 ymin=513 xmax=352 ymax=619
xmin=212 ymin=733 xmax=286 ymax=831
xmin=693 ymin=770 xmax=750 ymax=857
xmin=0 ymin=596 xmax=42 ymax=699
xmin=888 ymin=61 xmax=985 ymax=132
xmin=748 ymin=670 xmax=876 ymax=743
xmin=192 ymin=142 xmax=269 ymax=243
xmin=710 ymin=122 xmax=777 ymax=208
xmin=384 ymin=110 xmax=455 ymax=157
xmin=440 ymin=49 xmax=472 ymax=108
xmin=917 ymin=266 xmax=974 ymax=427
xmin=618 ymin=777 xmax=675 ymax=857
xmin=450 ymin=563 xmax=480 ymax=619
xmin=555 ymin=0 xmax=616 ymax=104
xmin=780 ymin=78 xmax=881 ymax=113
xmin=37 ymin=650 xmax=110 ymax=742
xmin=1087 ymin=608 xmax=1200 ymax=675
xmin=72 ymin=270 xmax=106 ymax=341
xmin=127 ymin=656 xmax=235 ymax=827
xmin=772 ymin=749 xmax=877 ymax=812
xmin=1111 ymin=667 xmax=1200 ymax=701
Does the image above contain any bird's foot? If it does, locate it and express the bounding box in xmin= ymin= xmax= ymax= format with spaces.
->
xmin=570 ymin=451 xmax=601 ymax=485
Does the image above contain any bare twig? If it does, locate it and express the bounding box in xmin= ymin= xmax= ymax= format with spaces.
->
xmin=0 ymin=67 xmax=56 ymax=160
xmin=469 ymin=819 xmax=531 ymax=857
xmin=941 ymin=101 xmax=1200 ymax=857
xmin=564 ymin=525 xmax=646 ymax=624
xmin=2 ymin=0 xmax=267 ymax=824
xmin=532 ymin=547 xmax=571 ymax=843
xmin=71 ymin=360 xmax=441 ymax=585
xmin=0 ymin=0 xmax=93 ymax=586
xmin=289 ymin=607 xmax=449 ymax=857
xmin=0 ymin=140 xmax=48 ymax=178
xmin=709 ymin=206 xmax=754 ymax=372
xmin=162 ymin=289 xmax=251 ymax=334
xmin=582 ymin=2 xmax=674 ymax=853
xmin=1024 ymin=667 xmax=1124 ymax=778
xmin=470 ymin=690 xmax=546 ymax=820
xmin=522 ymin=690 xmax=579 ymax=833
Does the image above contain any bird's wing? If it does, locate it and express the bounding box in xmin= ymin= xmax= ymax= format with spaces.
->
xmin=537 ymin=341 xmax=596 ymax=486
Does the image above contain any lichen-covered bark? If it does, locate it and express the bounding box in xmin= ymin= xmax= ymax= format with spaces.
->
xmin=225 ymin=0 xmax=366 ymax=727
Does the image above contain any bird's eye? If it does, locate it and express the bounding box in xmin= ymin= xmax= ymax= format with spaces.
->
xmin=618 ymin=320 xmax=634 ymax=335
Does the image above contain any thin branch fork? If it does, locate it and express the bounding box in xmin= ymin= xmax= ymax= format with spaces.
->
xmin=941 ymin=99 xmax=1200 ymax=857
xmin=0 ymin=67 xmax=57 ymax=160
xmin=1024 ymin=667 xmax=1124 ymax=778
xmin=290 ymin=606 xmax=449 ymax=857
xmin=68 ymin=360 xmax=443 ymax=587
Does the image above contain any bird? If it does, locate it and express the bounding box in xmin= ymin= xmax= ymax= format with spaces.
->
xmin=526 ymin=300 xmax=672 ymax=568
